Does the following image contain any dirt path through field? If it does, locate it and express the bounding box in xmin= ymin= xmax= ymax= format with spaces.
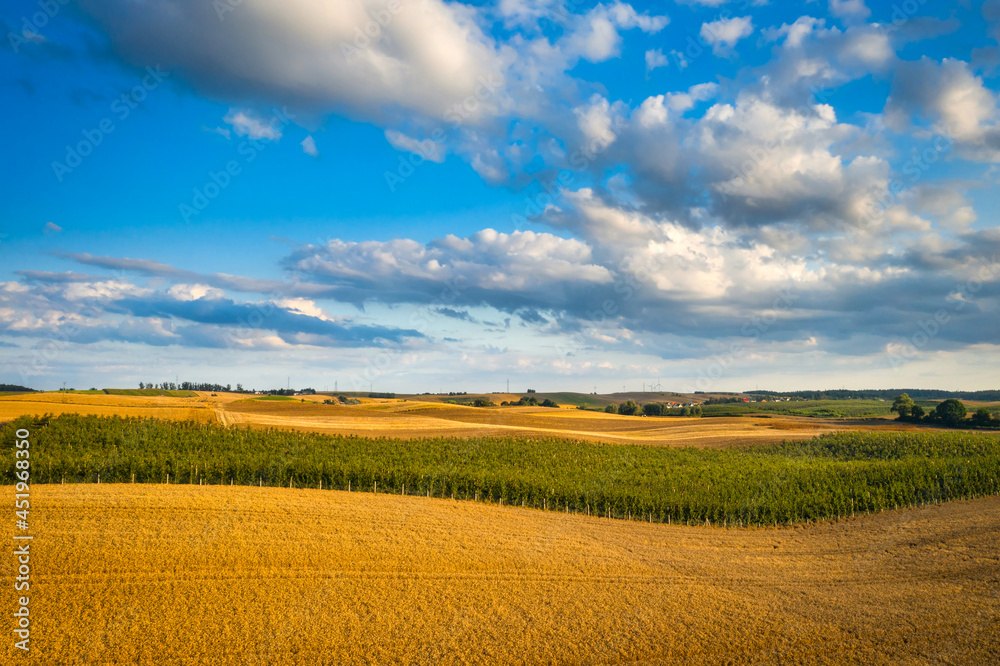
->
xmin=213 ymin=405 xmax=231 ymax=426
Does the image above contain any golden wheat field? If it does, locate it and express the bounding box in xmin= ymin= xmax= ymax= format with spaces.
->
xmin=1 ymin=484 xmax=997 ymax=665
xmin=0 ymin=392 xmax=215 ymax=424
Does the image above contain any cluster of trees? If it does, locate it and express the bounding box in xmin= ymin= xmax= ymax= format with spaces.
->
xmin=0 ymin=384 xmax=35 ymax=392
xmin=605 ymin=400 xmax=702 ymax=417
xmin=605 ymin=400 xmax=637 ymax=414
xmin=136 ymin=382 xmax=319 ymax=396
xmin=324 ymin=395 xmax=361 ymax=405
xmin=368 ymin=392 xmax=395 ymax=399
xmin=891 ymin=394 xmax=1000 ymax=428
xmin=139 ymin=381 xmax=243 ymax=392
xmin=7 ymin=414 xmax=999 ymax=527
xmin=499 ymin=396 xmax=558 ymax=407
xmin=970 ymin=408 xmax=1000 ymax=428
xmin=703 ymin=396 xmax=751 ymax=405
xmin=647 ymin=403 xmax=703 ymax=417
xmin=256 ymin=387 xmax=318 ymax=396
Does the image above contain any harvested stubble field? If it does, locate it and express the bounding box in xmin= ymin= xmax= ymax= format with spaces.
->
xmin=2 ymin=484 xmax=996 ymax=665
xmin=0 ymin=391 xmax=215 ymax=423
xmin=221 ymin=398 xmax=924 ymax=448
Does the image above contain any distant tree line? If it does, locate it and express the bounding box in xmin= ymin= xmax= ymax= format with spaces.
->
xmin=604 ymin=400 xmax=703 ymax=417
xmin=140 ymin=382 xmax=246 ymax=393
xmin=137 ymin=382 xmax=317 ymax=396
xmin=891 ymin=394 xmax=1000 ymax=428
xmin=368 ymin=392 xmax=395 ymax=399
xmin=701 ymin=396 xmax=786 ymax=405
xmin=0 ymin=384 xmax=35 ymax=392
xmin=499 ymin=396 xmax=558 ymax=408
xmin=754 ymin=388 xmax=1000 ymax=402
xmin=703 ymin=396 xmax=742 ymax=405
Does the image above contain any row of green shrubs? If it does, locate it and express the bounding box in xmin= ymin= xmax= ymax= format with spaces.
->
xmin=892 ymin=395 xmax=1000 ymax=429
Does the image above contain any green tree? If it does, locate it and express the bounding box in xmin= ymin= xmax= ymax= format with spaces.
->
xmin=934 ymin=399 xmax=967 ymax=426
xmin=972 ymin=407 xmax=993 ymax=426
xmin=891 ymin=393 xmax=914 ymax=419
xmin=604 ymin=404 xmax=618 ymax=414
xmin=473 ymin=397 xmax=495 ymax=407
xmin=618 ymin=399 xmax=639 ymax=415
xmin=910 ymin=405 xmax=925 ymax=420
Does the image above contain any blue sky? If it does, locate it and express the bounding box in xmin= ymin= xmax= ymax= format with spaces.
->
xmin=1 ymin=0 xmax=999 ymax=393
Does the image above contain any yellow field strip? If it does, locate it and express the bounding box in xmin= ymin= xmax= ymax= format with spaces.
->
xmin=3 ymin=485 xmax=996 ymax=665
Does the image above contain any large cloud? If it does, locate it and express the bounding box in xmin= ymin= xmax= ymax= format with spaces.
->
xmin=273 ymin=192 xmax=1000 ymax=354
xmin=0 ymin=275 xmax=423 ymax=351
xmin=76 ymin=0 xmax=506 ymax=124
xmin=281 ymin=229 xmax=614 ymax=311
xmin=885 ymin=57 xmax=1000 ymax=161
xmin=596 ymin=86 xmax=891 ymax=231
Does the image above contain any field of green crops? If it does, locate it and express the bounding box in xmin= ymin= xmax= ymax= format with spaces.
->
xmin=694 ymin=399 xmax=895 ymax=418
xmin=4 ymin=414 xmax=999 ymax=526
